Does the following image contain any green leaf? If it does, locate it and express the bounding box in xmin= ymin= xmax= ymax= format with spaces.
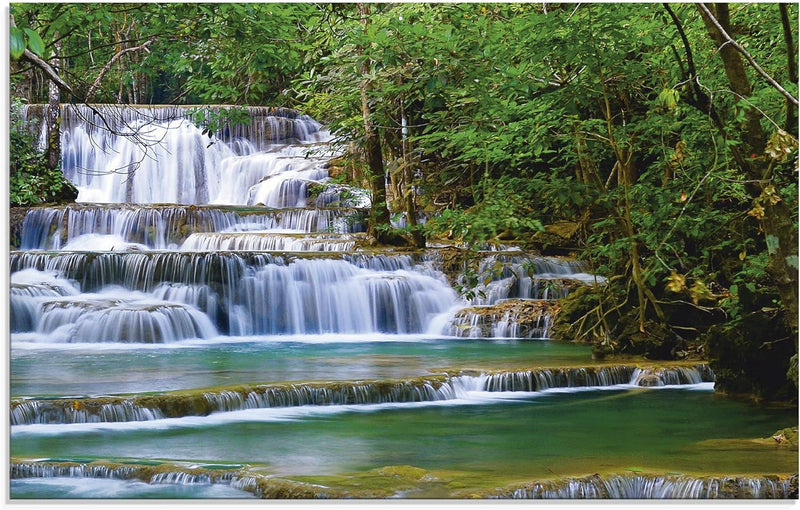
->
xmin=23 ymin=28 xmax=45 ymax=57
xmin=10 ymin=27 xmax=25 ymax=60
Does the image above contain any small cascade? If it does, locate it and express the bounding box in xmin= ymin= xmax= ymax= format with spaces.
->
xmin=33 ymin=293 xmax=218 ymax=343
xmin=478 ymin=364 xmax=714 ymax=392
xmin=11 ymin=462 xmax=143 ymax=480
xmin=462 ymin=254 xmax=601 ymax=306
xmin=11 ymin=399 xmax=166 ymax=425
xmin=18 ymin=204 xmax=366 ymax=250
xmin=505 ymin=474 xmax=797 ymax=499
xmin=630 ymin=365 xmax=716 ymax=386
xmin=10 ymin=365 xmax=714 ymax=425
xmin=438 ymin=254 xmax=605 ymax=338
xmin=9 ymin=460 xmax=331 ymax=499
xmin=10 ymin=269 xmax=80 ymax=333
xmin=150 ymin=472 xmax=215 ymax=485
xmin=204 ymin=378 xmax=457 ymax=411
xmin=215 ymin=150 xmax=331 ymax=207
xmin=11 ymin=460 xmax=240 ymax=488
xmin=445 ymin=299 xmax=559 ymax=338
xmin=180 ymin=232 xmax=361 ymax=252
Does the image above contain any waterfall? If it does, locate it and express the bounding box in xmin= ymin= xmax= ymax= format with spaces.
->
xmin=10 ymin=365 xmax=714 ymax=425
xmin=12 ymin=105 xmax=603 ymax=342
xmin=505 ymin=474 xmax=797 ymax=499
xmin=10 ymin=460 xmax=794 ymax=499
xmin=22 ymin=104 xmax=334 ymax=205
xmin=10 ymin=251 xmax=458 ymax=338
xmin=19 ymin=204 xmax=368 ymax=250
xmin=460 ymin=254 xmax=602 ymax=306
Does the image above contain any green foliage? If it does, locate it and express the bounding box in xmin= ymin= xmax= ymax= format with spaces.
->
xmin=423 ymin=176 xmax=545 ymax=244
xmin=9 ymin=99 xmax=77 ymax=207
xmin=188 ymin=106 xmax=252 ymax=145
xmin=10 ymin=25 xmax=45 ymax=59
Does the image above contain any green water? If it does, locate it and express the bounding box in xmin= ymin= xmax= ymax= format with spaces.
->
xmin=12 ymin=387 xmax=796 ymax=482
xmin=11 ymin=338 xmax=592 ymax=397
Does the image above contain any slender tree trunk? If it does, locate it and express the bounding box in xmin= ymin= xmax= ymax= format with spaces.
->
xmin=45 ymin=38 xmax=62 ymax=171
xmin=357 ymin=3 xmax=392 ymax=243
xmin=400 ymin=108 xmax=425 ymax=248
xmin=779 ymin=3 xmax=798 ymax=134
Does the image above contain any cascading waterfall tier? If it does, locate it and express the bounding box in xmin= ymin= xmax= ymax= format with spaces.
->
xmin=10 ymin=253 xmax=459 ymax=338
xmin=15 ymin=204 xmax=367 ymax=251
xmin=10 ymin=364 xmax=715 ymax=425
xmin=10 ymin=460 xmax=795 ymax=499
xmin=502 ymin=473 xmax=797 ymax=499
xmin=21 ymin=104 xmax=343 ymax=205
xmin=11 ymin=246 xmax=600 ymax=340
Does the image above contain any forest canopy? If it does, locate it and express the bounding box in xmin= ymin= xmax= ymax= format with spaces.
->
xmin=9 ymin=2 xmax=799 ymax=400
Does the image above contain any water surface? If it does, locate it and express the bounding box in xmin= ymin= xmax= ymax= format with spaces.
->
xmin=11 ymin=337 xmax=593 ymax=397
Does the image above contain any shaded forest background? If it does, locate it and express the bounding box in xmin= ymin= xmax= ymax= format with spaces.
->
xmin=9 ymin=2 xmax=799 ymax=401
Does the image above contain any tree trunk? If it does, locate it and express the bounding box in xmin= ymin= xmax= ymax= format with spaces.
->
xmin=779 ymin=3 xmax=798 ymax=135
xmin=357 ymin=3 xmax=393 ymax=243
xmin=400 ymin=111 xmax=426 ymax=248
xmin=45 ymin=40 xmax=61 ymax=171
xmin=698 ymin=3 xmax=798 ymax=336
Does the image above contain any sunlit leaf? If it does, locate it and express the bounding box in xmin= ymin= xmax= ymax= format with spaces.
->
xmin=23 ymin=28 xmax=45 ymax=57
xmin=10 ymin=27 xmax=25 ymax=60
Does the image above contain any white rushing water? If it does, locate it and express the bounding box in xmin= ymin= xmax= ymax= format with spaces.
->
xmin=13 ymin=104 xmax=596 ymax=342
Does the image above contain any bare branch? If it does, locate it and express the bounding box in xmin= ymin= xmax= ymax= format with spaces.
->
xmin=696 ymin=3 xmax=798 ymax=106
xmin=85 ymin=39 xmax=154 ymax=102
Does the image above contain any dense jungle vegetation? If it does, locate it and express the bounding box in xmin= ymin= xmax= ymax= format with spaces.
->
xmin=9 ymin=3 xmax=799 ymax=401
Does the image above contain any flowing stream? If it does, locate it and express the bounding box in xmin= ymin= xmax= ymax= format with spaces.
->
xmin=9 ymin=105 xmax=797 ymax=499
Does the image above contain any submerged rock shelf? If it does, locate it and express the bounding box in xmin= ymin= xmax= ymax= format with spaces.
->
xmin=10 ymin=459 xmax=796 ymax=499
xmin=11 ymin=364 xmax=714 ymax=425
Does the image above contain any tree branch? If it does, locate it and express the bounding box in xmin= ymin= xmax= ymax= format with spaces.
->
xmin=20 ymin=48 xmax=73 ymax=94
xmin=85 ymin=39 xmax=154 ymax=102
xmin=696 ymin=3 xmax=798 ymax=106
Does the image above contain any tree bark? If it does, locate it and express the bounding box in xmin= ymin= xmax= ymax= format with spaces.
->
xmin=401 ymin=118 xmax=426 ymax=248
